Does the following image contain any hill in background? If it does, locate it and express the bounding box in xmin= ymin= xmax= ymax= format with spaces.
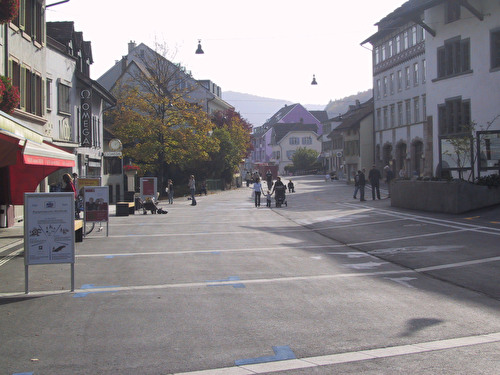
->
xmin=222 ymin=90 xmax=372 ymax=127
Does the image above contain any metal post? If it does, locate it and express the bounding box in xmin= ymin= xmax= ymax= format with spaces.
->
xmin=25 ymin=265 xmax=29 ymax=294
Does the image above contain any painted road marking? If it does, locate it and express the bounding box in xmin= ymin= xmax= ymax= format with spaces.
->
xmin=73 ymin=284 xmax=121 ymax=298
xmin=207 ymin=276 xmax=245 ymax=288
xmin=235 ymin=345 xmax=296 ymax=366
xmin=173 ymin=332 xmax=500 ymax=375
xmin=4 ymin=256 xmax=500 ymax=298
xmin=0 ymin=247 xmax=23 ymax=267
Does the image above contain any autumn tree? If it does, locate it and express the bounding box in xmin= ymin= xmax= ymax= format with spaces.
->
xmin=202 ymin=109 xmax=252 ymax=184
xmin=107 ymin=42 xmax=219 ymax=189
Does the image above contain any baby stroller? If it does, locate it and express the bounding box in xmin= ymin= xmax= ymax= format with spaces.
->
xmin=274 ymin=185 xmax=287 ymax=207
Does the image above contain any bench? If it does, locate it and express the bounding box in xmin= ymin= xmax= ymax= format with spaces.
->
xmin=75 ymin=219 xmax=83 ymax=242
xmin=116 ymin=201 xmax=135 ymax=216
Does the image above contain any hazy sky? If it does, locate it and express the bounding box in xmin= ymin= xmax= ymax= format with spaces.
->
xmin=46 ymin=0 xmax=406 ymax=106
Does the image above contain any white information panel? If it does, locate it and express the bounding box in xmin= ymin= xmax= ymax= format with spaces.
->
xmin=24 ymin=193 xmax=75 ymax=265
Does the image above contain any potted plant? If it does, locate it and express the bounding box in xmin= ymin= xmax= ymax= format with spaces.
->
xmin=0 ymin=0 xmax=19 ymax=24
xmin=0 ymin=75 xmax=20 ymax=114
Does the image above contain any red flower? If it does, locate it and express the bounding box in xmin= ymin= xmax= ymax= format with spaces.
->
xmin=123 ymin=164 xmax=140 ymax=171
xmin=0 ymin=0 xmax=19 ymax=24
xmin=0 ymin=76 xmax=20 ymax=114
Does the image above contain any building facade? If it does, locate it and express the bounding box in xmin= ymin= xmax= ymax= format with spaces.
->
xmin=362 ymin=5 xmax=430 ymax=177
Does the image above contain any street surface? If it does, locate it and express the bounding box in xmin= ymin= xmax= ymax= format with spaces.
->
xmin=1 ymin=175 xmax=499 ymax=374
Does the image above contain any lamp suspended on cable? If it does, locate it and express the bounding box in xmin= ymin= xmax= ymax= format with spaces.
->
xmin=311 ymin=74 xmax=318 ymax=85
xmin=195 ymin=40 xmax=204 ymax=54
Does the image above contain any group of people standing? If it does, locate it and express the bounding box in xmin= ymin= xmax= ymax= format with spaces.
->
xmin=353 ymin=165 xmax=394 ymax=201
xmin=252 ymin=175 xmax=290 ymax=208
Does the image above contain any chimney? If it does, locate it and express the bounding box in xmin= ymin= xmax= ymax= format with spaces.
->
xmin=128 ymin=40 xmax=136 ymax=53
xmin=121 ymin=56 xmax=128 ymax=72
xmin=355 ymin=99 xmax=361 ymax=106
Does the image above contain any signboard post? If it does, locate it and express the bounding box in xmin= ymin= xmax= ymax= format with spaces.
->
xmin=24 ymin=193 xmax=76 ymax=294
xmin=83 ymin=186 xmax=109 ymax=237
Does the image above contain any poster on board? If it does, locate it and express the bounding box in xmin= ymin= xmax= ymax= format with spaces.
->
xmin=24 ymin=193 xmax=75 ymax=265
xmin=140 ymin=177 xmax=157 ymax=200
xmin=84 ymin=186 xmax=109 ymax=222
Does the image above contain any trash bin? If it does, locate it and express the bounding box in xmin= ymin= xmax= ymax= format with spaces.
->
xmin=0 ymin=204 xmax=14 ymax=228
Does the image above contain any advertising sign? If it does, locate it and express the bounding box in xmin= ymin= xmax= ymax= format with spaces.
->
xmin=84 ymin=186 xmax=109 ymax=222
xmin=80 ymin=89 xmax=92 ymax=147
xmin=140 ymin=177 xmax=157 ymax=200
xmin=24 ymin=193 xmax=75 ymax=265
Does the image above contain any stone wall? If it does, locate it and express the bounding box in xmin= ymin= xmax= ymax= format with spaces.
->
xmin=391 ymin=179 xmax=500 ymax=214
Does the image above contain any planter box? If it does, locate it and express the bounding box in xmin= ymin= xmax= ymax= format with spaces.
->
xmin=391 ymin=179 xmax=500 ymax=214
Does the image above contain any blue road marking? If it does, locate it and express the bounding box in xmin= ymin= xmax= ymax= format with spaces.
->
xmin=206 ymin=276 xmax=245 ymax=288
xmin=235 ymin=345 xmax=296 ymax=366
xmin=105 ymin=254 xmax=133 ymax=259
xmin=73 ymin=284 xmax=120 ymax=298
xmin=13 ymin=373 xmax=33 ymax=375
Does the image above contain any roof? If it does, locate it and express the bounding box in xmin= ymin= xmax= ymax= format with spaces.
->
xmin=310 ymin=110 xmax=328 ymax=123
xmin=328 ymin=98 xmax=373 ymax=136
xmin=361 ymin=0 xmax=445 ymax=45
xmin=272 ymin=123 xmax=318 ymax=144
xmin=261 ymin=104 xmax=298 ymax=129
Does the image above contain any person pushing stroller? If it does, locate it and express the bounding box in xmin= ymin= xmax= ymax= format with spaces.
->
xmin=271 ymin=176 xmax=287 ymax=207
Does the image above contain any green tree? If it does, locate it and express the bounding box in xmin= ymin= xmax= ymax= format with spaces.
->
xmin=107 ymin=42 xmax=219 ymax=188
xmin=291 ymin=147 xmax=319 ymax=171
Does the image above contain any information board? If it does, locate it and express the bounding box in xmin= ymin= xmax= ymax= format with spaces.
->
xmin=24 ymin=193 xmax=75 ymax=265
xmin=84 ymin=186 xmax=109 ymax=222
xmin=140 ymin=177 xmax=157 ymax=200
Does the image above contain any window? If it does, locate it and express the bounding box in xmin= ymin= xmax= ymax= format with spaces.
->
xmin=388 ymin=40 xmax=393 ymax=58
xmin=397 ymin=102 xmax=403 ymax=126
xmin=438 ymin=97 xmax=471 ymax=135
xmin=390 ymin=104 xmax=395 ymax=127
xmin=381 ymin=44 xmax=386 ymax=61
xmin=422 ymin=94 xmax=427 ymax=119
xmin=405 ymin=100 xmax=411 ymax=124
xmin=403 ymin=30 xmax=409 ymax=50
xmin=437 ymin=37 xmax=470 ymax=78
xmin=397 ymin=70 xmax=402 ymax=91
xmin=302 ymin=137 xmax=312 ymax=145
xmin=286 ymin=150 xmax=296 ymax=160
xmin=412 ymin=26 xmax=417 ymax=46
xmin=445 ymin=1 xmax=460 ymax=23
xmin=104 ymin=158 xmax=122 ymax=175
xmin=46 ymin=79 xmax=52 ymax=110
xmin=376 ymin=108 xmax=381 ymax=130
xmin=289 ymin=137 xmax=299 ymax=145
xmin=491 ymin=29 xmax=500 ymax=70
xmin=390 ymin=73 xmax=394 ymax=95
xmin=376 ymin=79 xmax=381 ymax=99
xmin=383 ymin=106 xmax=388 ymax=129
xmin=405 ymin=66 xmax=410 ymax=88
xmin=12 ymin=0 xmax=44 ymax=45
xmin=422 ymin=59 xmax=426 ymax=83
xmin=413 ymin=62 xmax=419 ymax=85
xmin=414 ymin=97 xmax=420 ymax=123
xmin=383 ymin=76 xmax=387 ymax=96
xmin=396 ymin=35 xmax=401 ymax=54
xmin=58 ymin=82 xmax=71 ymax=114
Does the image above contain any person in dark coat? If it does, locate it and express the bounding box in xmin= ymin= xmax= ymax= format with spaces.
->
xmin=358 ymin=169 xmax=366 ymax=201
xmin=384 ymin=165 xmax=394 ymax=198
xmin=368 ymin=165 xmax=381 ymax=200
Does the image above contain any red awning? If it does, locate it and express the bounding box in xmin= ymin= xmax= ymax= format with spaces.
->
xmin=8 ymin=140 xmax=76 ymax=205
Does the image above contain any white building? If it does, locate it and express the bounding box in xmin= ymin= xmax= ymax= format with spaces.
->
xmin=424 ymin=0 xmax=500 ymax=178
xmin=362 ymin=4 xmax=430 ymax=177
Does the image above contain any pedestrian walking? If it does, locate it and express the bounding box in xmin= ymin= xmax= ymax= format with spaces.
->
xmin=188 ymin=175 xmax=197 ymax=206
xmin=359 ymin=168 xmax=366 ymax=201
xmin=265 ymin=169 xmax=273 ymax=190
xmin=353 ymin=171 xmax=360 ymax=199
xmin=166 ymin=179 xmax=174 ymax=204
xmin=384 ymin=165 xmax=394 ymax=198
xmin=253 ymin=177 xmax=264 ymax=207
xmin=265 ymin=190 xmax=272 ymax=207
xmin=368 ymin=165 xmax=381 ymax=200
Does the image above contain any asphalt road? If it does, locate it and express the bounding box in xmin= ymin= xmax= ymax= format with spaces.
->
xmin=1 ymin=175 xmax=499 ymax=375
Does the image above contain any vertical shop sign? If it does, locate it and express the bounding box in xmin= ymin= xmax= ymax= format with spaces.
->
xmin=80 ymin=89 xmax=92 ymax=147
